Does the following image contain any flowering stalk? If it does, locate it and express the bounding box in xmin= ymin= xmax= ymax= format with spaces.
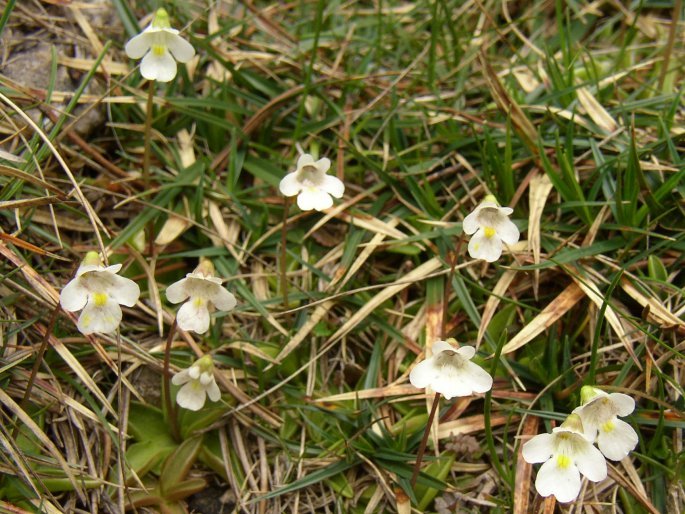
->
xmin=163 ymin=318 xmax=181 ymax=441
xmin=410 ymin=391 xmax=440 ymax=487
xmin=483 ymin=328 xmax=507 ymax=482
xmin=280 ymin=197 xmax=290 ymax=312
xmin=13 ymin=301 xmax=62 ymax=439
xmin=143 ymin=82 xmax=154 ymax=255
xmin=408 ymin=340 xmax=493 ymax=489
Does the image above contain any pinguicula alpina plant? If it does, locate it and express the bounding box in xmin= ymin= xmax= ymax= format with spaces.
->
xmin=124 ymin=8 xmax=195 ymax=83
xmin=408 ymin=339 xmax=493 ymax=486
xmin=573 ymin=386 xmax=639 ymax=461
xmin=60 ymin=251 xmax=140 ymax=335
xmin=463 ymin=194 xmax=519 ymax=262
xmin=522 ymin=413 xmax=607 ymax=503
xmin=279 ymin=153 xmax=345 ymax=211
xmin=165 ymin=259 xmax=237 ymax=334
xmin=409 ymin=339 xmax=493 ymax=399
xmin=172 ymin=355 xmax=221 ymax=411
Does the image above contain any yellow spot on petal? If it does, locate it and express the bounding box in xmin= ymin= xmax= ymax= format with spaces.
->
xmin=484 ymin=226 xmax=496 ymax=238
xmin=93 ymin=293 xmax=108 ymax=307
xmin=602 ymin=420 xmax=615 ymax=433
xmin=194 ymin=297 xmax=205 ymax=307
xmin=556 ymin=454 xmax=571 ymax=469
xmin=81 ymin=315 xmax=91 ymax=327
xmin=152 ymin=44 xmax=166 ymax=56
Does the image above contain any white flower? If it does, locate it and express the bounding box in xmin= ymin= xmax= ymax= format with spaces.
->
xmin=166 ymin=259 xmax=237 ymax=334
xmin=409 ymin=339 xmax=493 ymax=400
xmin=522 ymin=414 xmax=607 ymax=503
xmin=124 ymin=8 xmax=195 ymax=82
xmin=463 ymin=195 xmax=519 ymax=262
xmin=60 ymin=251 xmax=140 ymax=335
xmin=279 ymin=153 xmax=345 ymax=211
xmin=172 ymin=355 xmax=221 ymax=411
xmin=572 ymin=386 xmax=639 ymax=461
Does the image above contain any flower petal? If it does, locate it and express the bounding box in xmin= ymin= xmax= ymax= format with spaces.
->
xmin=60 ymin=278 xmax=88 ymax=312
xmin=311 ymin=190 xmax=334 ymax=211
xmin=140 ymin=50 xmax=177 ymax=82
xmin=296 ymin=154 xmax=315 ymax=170
xmin=166 ymin=278 xmax=190 ymax=304
xmin=430 ymin=340 xmax=453 ymax=355
xmin=320 ymin=174 xmax=344 ymax=198
xmin=455 ymin=345 xmax=476 ymax=360
xmin=609 ymin=393 xmax=635 ymax=416
xmin=461 ymin=361 xmax=493 ymax=393
xmin=432 ymin=370 xmax=475 ymax=399
xmin=177 ymin=299 xmax=211 ymax=334
xmin=78 ymin=299 xmax=122 ymax=335
xmin=103 ymin=264 xmax=124 ymax=275
xmin=468 ymin=230 xmax=503 ymax=262
xmin=315 ymin=157 xmax=331 ymax=173
xmin=176 ymin=382 xmax=206 ymax=411
xmin=462 ymin=209 xmax=481 ymax=235
xmin=597 ymin=419 xmax=638 ymax=461
xmin=171 ymin=369 xmax=191 ymax=385
xmin=206 ymin=381 xmax=221 ymax=402
xmin=522 ymin=433 xmax=555 ymax=464
xmin=409 ymin=359 xmax=437 ymax=389
xmin=296 ymin=189 xmax=323 ymax=211
xmin=209 ymin=286 xmax=237 ymax=312
xmin=495 ymin=218 xmax=520 ymax=245
xmin=109 ymin=275 xmax=140 ymax=307
xmin=535 ymin=458 xmax=581 ymax=503
xmin=574 ymin=439 xmax=608 ymax=481
xmin=125 ymin=31 xmax=152 ymax=59
xmin=279 ymin=172 xmax=302 ymax=197
xmin=165 ymin=32 xmax=195 ymax=62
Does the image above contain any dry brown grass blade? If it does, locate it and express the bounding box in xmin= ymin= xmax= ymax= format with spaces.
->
xmin=576 ymin=86 xmax=618 ymax=133
xmin=325 ymin=257 xmax=443 ymax=346
xmin=129 ymin=248 xmax=164 ymax=336
xmin=527 ymin=174 xmax=553 ymax=298
xmin=155 ymin=213 xmax=190 ymax=246
xmin=501 ymin=282 xmax=585 ymax=355
xmin=540 ymin=496 xmax=556 ymax=514
xmin=49 ymin=337 xmax=117 ymax=418
xmin=0 ymin=232 xmax=67 ymax=261
xmin=476 ymin=269 xmax=517 ymax=348
xmin=621 ymin=277 xmax=685 ymax=332
xmin=437 ymin=413 xmax=519 ymax=439
xmin=208 ymin=200 xmax=244 ymax=264
xmin=0 ymin=164 xmax=66 ymax=196
xmin=425 ymin=277 xmax=443 ymax=451
xmin=315 ymin=384 xmax=416 ymax=402
xmin=569 ymin=267 xmax=641 ymax=370
xmin=608 ymin=465 xmax=660 ymax=514
xmin=0 ymin=429 xmax=45 ymax=500
xmin=0 ymin=242 xmax=59 ymax=304
xmin=513 ymin=416 xmax=539 ymax=514
xmin=0 ymin=195 xmax=63 ymax=211
xmin=226 ymin=341 xmax=278 ymax=364
xmin=0 ymin=389 xmax=86 ymax=502
xmin=0 ymin=91 xmax=109 ymax=257
xmin=274 ymin=301 xmax=331 ymax=364
xmin=333 ymin=211 xmax=411 ymax=241
xmin=479 ymin=51 xmax=538 ymax=156
xmin=395 ymin=488 xmax=410 ymax=514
